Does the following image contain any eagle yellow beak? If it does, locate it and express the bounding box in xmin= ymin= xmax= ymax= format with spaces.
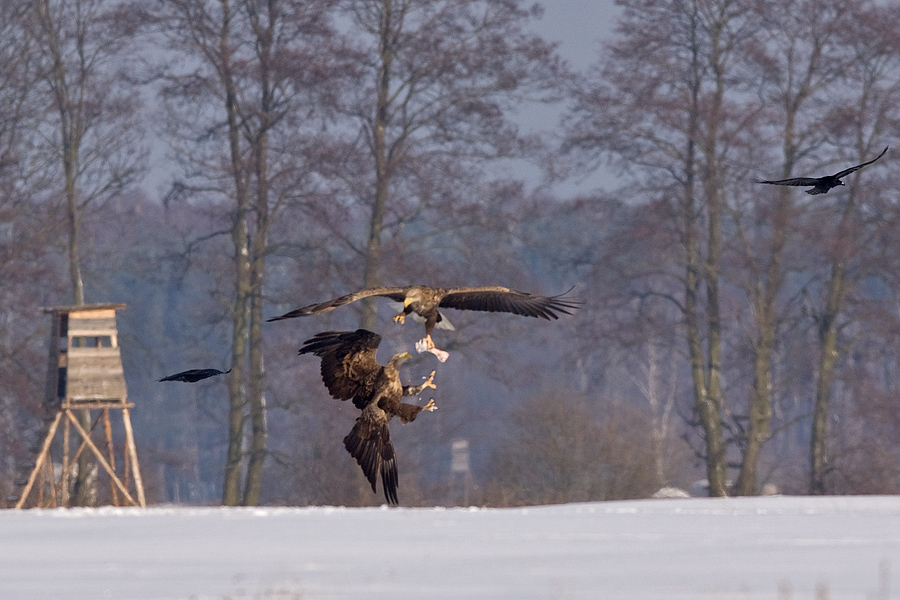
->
xmin=403 ymin=297 xmax=413 ymax=307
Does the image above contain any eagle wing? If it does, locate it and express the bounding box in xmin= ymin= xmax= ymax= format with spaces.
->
xmin=832 ymin=146 xmax=888 ymax=179
xmin=437 ymin=286 xmax=581 ymax=320
xmin=756 ymin=177 xmax=822 ymax=187
xmin=298 ymin=329 xmax=384 ymax=409
xmin=343 ymin=402 xmax=398 ymax=505
xmin=268 ymin=287 xmax=411 ymax=321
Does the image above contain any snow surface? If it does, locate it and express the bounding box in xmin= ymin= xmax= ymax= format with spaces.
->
xmin=3 ymin=495 xmax=900 ymax=600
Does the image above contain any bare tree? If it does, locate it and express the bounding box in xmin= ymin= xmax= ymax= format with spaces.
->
xmin=333 ymin=0 xmax=563 ymax=329
xmin=24 ymin=0 xmax=147 ymax=506
xmin=800 ymin=3 xmax=900 ymax=494
xmin=0 ymin=0 xmax=65 ymax=501
xmin=629 ymin=339 xmax=680 ymax=483
xmin=28 ymin=0 xmax=147 ymax=305
xmin=563 ymin=0 xmax=900 ymax=497
xmin=156 ymin=0 xmax=342 ymax=505
xmin=564 ymin=0 xmax=763 ymax=496
xmin=729 ymin=0 xmax=852 ymax=496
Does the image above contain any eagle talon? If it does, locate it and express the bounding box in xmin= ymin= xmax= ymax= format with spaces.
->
xmin=422 ymin=399 xmax=437 ymax=412
xmin=393 ymin=313 xmax=406 ymax=325
xmin=422 ymin=370 xmax=437 ymax=390
xmin=415 ymin=335 xmax=436 ymax=351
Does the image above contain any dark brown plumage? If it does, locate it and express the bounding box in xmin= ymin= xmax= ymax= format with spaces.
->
xmin=159 ymin=368 xmax=231 ymax=383
xmin=298 ymin=329 xmax=437 ymax=506
xmin=757 ymin=147 xmax=888 ymax=195
xmin=271 ymin=285 xmax=581 ymax=361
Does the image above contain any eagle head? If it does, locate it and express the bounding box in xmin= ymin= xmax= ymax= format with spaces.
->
xmin=404 ymin=287 xmax=428 ymax=308
xmin=390 ymin=351 xmax=412 ymax=367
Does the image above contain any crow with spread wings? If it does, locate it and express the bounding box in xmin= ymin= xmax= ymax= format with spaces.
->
xmin=299 ymin=329 xmax=437 ymax=506
xmin=757 ymin=147 xmax=888 ymax=195
xmin=159 ymin=368 xmax=231 ymax=383
xmin=271 ymin=285 xmax=581 ymax=361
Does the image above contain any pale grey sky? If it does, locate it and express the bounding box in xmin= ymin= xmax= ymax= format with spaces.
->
xmin=146 ymin=1 xmax=623 ymax=202
xmin=507 ymin=1 xmax=622 ymax=198
xmin=532 ymin=1 xmax=620 ymax=70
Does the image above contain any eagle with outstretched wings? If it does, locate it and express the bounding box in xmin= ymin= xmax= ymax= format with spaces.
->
xmin=298 ymin=329 xmax=437 ymax=506
xmin=272 ymin=285 xmax=581 ymax=361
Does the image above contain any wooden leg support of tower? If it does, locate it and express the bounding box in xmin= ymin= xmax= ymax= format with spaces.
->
xmin=14 ymin=404 xmax=146 ymax=509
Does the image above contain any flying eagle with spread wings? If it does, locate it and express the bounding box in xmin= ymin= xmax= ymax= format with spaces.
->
xmin=271 ymin=285 xmax=581 ymax=362
xmin=757 ymin=147 xmax=888 ymax=195
xmin=299 ymin=329 xmax=437 ymax=506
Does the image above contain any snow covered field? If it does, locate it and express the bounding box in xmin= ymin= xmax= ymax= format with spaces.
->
xmin=3 ymin=495 xmax=900 ymax=600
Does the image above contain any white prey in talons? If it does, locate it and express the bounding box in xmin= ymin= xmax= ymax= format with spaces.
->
xmin=415 ymin=335 xmax=449 ymax=362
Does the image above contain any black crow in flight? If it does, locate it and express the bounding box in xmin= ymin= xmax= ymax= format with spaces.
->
xmin=159 ymin=368 xmax=231 ymax=383
xmin=757 ymin=147 xmax=888 ymax=195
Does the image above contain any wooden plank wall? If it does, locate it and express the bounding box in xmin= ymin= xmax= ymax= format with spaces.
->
xmin=64 ymin=309 xmax=127 ymax=403
xmin=66 ymin=349 xmax=128 ymax=401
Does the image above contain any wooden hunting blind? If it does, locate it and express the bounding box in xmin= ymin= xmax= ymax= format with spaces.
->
xmin=14 ymin=303 xmax=146 ymax=508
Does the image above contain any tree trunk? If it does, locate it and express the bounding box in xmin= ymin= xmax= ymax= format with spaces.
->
xmin=243 ymin=72 xmax=273 ymax=508
xmin=360 ymin=0 xmax=393 ymax=331
xmin=220 ymin=0 xmax=252 ymax=506
xmin=734 ymin=304 xmax=775 ymax=495
xmin=223 ymin=221 xmax=250 ymax=506
xmin=809 ymin=186 xmax=856 ymax=494
xmin=683 ymin=10 xmax=727 ymax=497
xmin=65 ymin=178 xmax=84 ymax=306
xmin=701 ymin=144 xmax=726 ymax=496
xmin=733 ymin=120 xmax=795 ymax=495
xmin=683 ymin=147 xmax=728 ymax=496
xmin=733 ymin=198 xmax=785 ymax=496
xmin=243 ymin=287 xmax=266 ymax=505
xmin=62 ymin=97 xmax=92 ymax=506
xmin=810 ymin=261 xmax=843 ymax=494
xmin=40 ymin=0 xmax=94 ymax=504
